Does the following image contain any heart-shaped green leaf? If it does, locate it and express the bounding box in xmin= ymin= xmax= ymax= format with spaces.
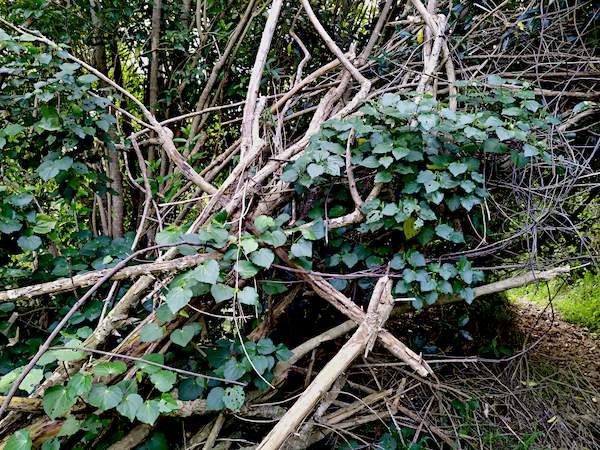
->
xmin=139 ymin=323 xmax=163 ymax=343
xmin=211 ymin=284 xmax=234 ymax=303
xmin=43 ymin=385 xmax=77 ymax=419
xmin=170 ymin=323 xmax=201 ymax=347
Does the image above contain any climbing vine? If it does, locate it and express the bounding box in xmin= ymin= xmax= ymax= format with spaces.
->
xmin=281 ymin=81 xmax=550 ymax=308
xmin=1 ymin=0 xmax=594 ymax=444
xmin=1 ymin=80 xmax=554 ymax=444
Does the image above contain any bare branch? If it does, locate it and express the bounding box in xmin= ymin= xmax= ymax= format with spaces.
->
xmin=240 ymin=0 xmax=284 ymax=160
xmin=0 ymin=254 xmax=217 ymax=303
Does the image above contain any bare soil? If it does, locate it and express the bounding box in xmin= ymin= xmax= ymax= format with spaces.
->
xmin=514 ymin=299 xmax=600 ymax=386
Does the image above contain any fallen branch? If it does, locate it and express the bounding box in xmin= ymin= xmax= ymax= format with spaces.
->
xmin=106 ymin=424 xmax=152 ymax=450
xmin=274 ymin=249 xmax=432 ymax=376
xmin=558 ymin=106 xmax=599 ymax=132
xmin=0 ymin=397 xmax=42 ymax=412
xmin=392 ymin=265 xmax=573 ymax=316
xmin=322 ymin=388 xmax=393 ymax=425
xmin=282 ymin=375 xmax=347 ymax=450
xmin=257 ymin=277 xmax=395 ymax=449
xmin=202 ymin=413 xmax=226 ymax=450
xmin=0 ymin=253 xmax=217 ymax=303
xmin=473 ymin=266 xmax=572 ymax=297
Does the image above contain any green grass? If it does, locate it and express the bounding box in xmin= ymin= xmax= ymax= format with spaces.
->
xmin=506 ymin=271 xmax=600 ymax=332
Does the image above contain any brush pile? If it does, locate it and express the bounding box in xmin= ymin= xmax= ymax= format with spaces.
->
xmin=0 ymin=0 xmax=598 ymax=448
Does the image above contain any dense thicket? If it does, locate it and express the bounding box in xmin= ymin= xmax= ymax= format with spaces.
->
xmin=0 ymin=0 xmax=598 ymax=448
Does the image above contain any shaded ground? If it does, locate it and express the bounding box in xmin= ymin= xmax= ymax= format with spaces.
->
xmin=373 ymin=298 xmax=600 ymax=449
xmin=514 ymin=298 xmax=600 ymax=386
xmin=304 ymin=296 xmax=600 ymax=449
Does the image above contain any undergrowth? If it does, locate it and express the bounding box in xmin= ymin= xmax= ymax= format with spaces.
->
xmin=506 ymin=271 xmax=600 ymax=332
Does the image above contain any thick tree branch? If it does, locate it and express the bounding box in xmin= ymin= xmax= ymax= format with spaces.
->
xmin=240 ymin=0 xmax=283 ymax=160
xmin=0 ymin=253 xmax=217 ymax=303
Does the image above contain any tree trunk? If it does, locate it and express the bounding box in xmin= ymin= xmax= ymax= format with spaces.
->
xmin=148 ymin=0 xmax=162 ymax=179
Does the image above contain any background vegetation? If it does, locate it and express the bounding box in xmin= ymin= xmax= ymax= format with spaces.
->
xmin=508 ymin=272 xmax=600 ymax=332
xmin=0 ymin=0 xmax=598 ymax=448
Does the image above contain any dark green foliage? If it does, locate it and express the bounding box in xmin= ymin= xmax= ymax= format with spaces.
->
xmin=0 ymin=0 xmax=595 ymax=446
xmin=281 ymin=88 xmax=549 ymax=309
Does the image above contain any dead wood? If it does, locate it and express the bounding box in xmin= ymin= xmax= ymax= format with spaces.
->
xmin=0 ymin=254 xmax=217 ymax=303
xmin=257 ymin=277 xmax=396 ymax=449
xmin=106 ymin=425 xmax=152 ymax=450
xmin=0 ymin=0 xmax=596 ymax=446
xmin=273 ymin=250 xmax=432 ymax=376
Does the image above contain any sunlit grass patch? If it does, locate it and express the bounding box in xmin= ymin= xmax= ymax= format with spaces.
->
xmin=507 ymin=271 xmax=600 ymax=332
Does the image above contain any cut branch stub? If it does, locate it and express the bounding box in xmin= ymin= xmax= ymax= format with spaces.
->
xmin=363 ymin=276 xmax=394 ymax=357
